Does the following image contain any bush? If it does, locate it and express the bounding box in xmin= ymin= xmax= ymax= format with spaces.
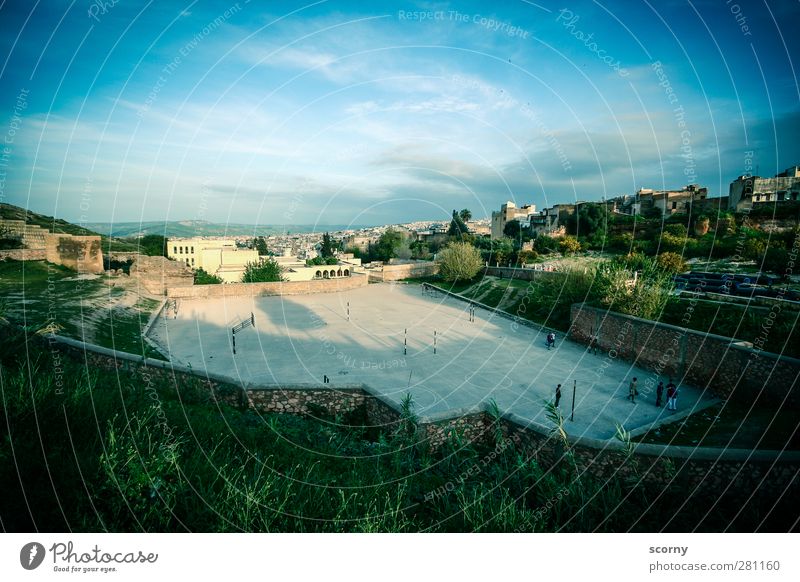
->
xmin=194 ymin=268 xmax=223 ymax=285
xmin=558 ymin=235 xmax=581 ymax=255
xmin=659 ymin=232 xmax=687 ymax=252
xmin=518 ymin=249 xmax=539 ymax=264
xmin=656 ymin=252 xmax=687 ymax=273
xmin=662 ymin=223 xmax=687 ymax=237
xmin=242 ymin=259 xmax=284 ymax=283
xmin=762 ymin=248 xmax=789 ymax=275
xmin=437 ymin=241 xmax=483 ymax=282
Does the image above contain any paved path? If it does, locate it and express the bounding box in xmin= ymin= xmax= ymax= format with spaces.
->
xmin=147 ymin=283 xmax=717 ymax=440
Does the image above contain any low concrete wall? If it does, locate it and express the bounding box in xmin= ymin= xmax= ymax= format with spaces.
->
xmin=167 ymin=272 xmax=368 ymax=298
xmin=570 ymin=303 xmax=800 ymax=408
xmin=368 ymin=261 xmax=439 ymax=282
xmin=47 ymin=333 xmax=799 ymax=502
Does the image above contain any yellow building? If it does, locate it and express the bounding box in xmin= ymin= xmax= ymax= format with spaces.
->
xmin=491 ymin=201 xmax=536 ymax=239
xmin=167 ymin=237 xmax=259 ymax=283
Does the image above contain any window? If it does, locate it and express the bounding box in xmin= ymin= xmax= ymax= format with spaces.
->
xmin=179 ymin=246 xmax=183 ymax=254
xmin=191 ymin=246 xmax=194 ymax=253
xmin=671 ymin=201 xmax=677 ymax=210
xmin=191 ymin=258 xmax=195 ymax=265
xmin=173 ymin=246 xmax=177 ymax=254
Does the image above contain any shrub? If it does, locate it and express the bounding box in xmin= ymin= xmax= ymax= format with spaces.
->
xmin=194 ymin=268 xmax=223 ymax=285
xmin=662 ymin=224 xmax=687 ymax=237
xmin=656 ymin=252 xmax=687 ymax=273
xmin=659 ymin=232 xmax=687 ymax=252
xmin=437 ymin=241 xmax=483 ymax=282
xmin=559 ymin=235 xmax=581 ymax=255
xmin=762 ymin=248 xmax=789 ymax=275
xmin=242 ymin=259 xmax=284 ymax=283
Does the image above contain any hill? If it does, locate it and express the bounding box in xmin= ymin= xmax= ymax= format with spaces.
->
xmin=85 ymin=220 xmax=370 ymax=238
xmin=0 ymin=203 xmax=137 ymax=251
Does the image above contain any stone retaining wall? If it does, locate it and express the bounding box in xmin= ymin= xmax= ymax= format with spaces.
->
xmin=483 ymin=266 xmax=563 ymax=281
xmin=167 ymin=272 xmax=368 ymax=298
xmin=569 ymin=303 xmax=800 ymax=408
xmin=49 ymin=334 xmax=799 ymax=502
xmin=0 ymin=248 xmax=46 ymax=261
xmin=367 ymin=261 xmax=438 ymax=282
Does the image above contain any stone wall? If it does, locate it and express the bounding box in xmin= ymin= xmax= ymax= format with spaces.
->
xmin=49 ymin=334 xmax=799 ymax=504
xmin=0 ymin=248 xmax=46 ymax=261
xmin=368 ymin=261 xmax=439 ymax=282
xmin=45 ymin=233 xmax=104 ymax=273
xmin=130 ymin=255 xmax=194 ymax=295
xmin=483 ymin=266 xmax=563 ymax=281
xmin=570 ymin=303 xmax=800 ymax=408
xmin=167 ymin=272 xmax=368 ymax=298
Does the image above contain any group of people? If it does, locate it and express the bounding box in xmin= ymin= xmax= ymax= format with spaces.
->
xmin=553 ymin=378 xmax=680 ymax=411
xmin=627 ymin=377 xmax=679 ymax=410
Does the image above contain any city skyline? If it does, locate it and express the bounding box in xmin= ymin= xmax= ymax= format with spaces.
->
xmin=1 ymin=0 xmax=798 ymax=227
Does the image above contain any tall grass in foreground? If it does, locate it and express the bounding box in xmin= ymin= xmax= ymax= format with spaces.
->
xmin=0 ymin=324 xmax=795 ymax=532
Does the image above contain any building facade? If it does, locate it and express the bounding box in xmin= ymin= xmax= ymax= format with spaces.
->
xmin=729 ymin=166 xmax=800 ymax=211
xmin=636 ymin=184 xmax=707 ymax=215
xmin=491 ymin=201 xmax=537 ymax=239
xmin=167 ymin=237 xmax=259 ymax=283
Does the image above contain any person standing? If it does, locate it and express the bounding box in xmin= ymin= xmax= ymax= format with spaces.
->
xmin=589 ymin=334 xmax=598 ymax=355
xmin=666 ymin=379 xmax=678 ymax=411
xmin=555 ymin=384 xmax=562 ymax=408
xmin=628 ymin=377 xmax=638 ymax=403
xmin=656 ymin=381 xmax=664 ymax=407
xmin=547 ymin=332 xmax=556 ymax=350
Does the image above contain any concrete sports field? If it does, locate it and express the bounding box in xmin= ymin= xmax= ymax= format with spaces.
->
xmin=147 ymin=283 xmax=717 ymax=440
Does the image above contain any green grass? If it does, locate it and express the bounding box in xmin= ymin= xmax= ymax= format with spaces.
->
xmin=1 ymin=326 xmax=794 ymax=532
xmin=635 ymin=400 xmax=800 ymax=450
xmin=0 ymin=260 xmax=162 ymax=359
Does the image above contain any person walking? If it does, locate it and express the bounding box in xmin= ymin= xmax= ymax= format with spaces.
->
xmin=666 ymin=378 xmax=678 ymax=411
xmin=656 ymin=381 xmax=664 ymax=407
xmin=588 ymin=334 xmax=598 ymax=355
xmin=546 ymin=332 xmax=556 ymax=350
xmin=555 ymin=384 xmax=562 ymax=408
xmin=628 ymin=377 xmax=638 ymax=403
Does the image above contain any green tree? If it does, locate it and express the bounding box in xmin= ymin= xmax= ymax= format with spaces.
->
xmin=241 ymin=259 xmax=284 ymax=283
xmin=459 ymin=208 xmax=472 ymax=223
xmin=409 ymin=240 xmax=431 ymax=260
xmin=565 ymin=203 xmax=608 ymax=238
xmin=194 ymin=268 xmax=223 ymax=285
xmin=503 ymin=220 xmax=523 ymax=240
xmin=320 ymin=232 xmax=336 ymax=258
xmin=138 ymin=234 xmax=167 ymax=257
xmin=254 ymin=236 xmax=269 ymax=256
xmin=437 ymin=241 xmax=483 ymax=282
xmin=447 ymin=210 xmax=469 ymax=237
xmin=559 ymin=235 xmax=581 ymax=255
xmin=374 ymin=228 xmax=404 ymax=261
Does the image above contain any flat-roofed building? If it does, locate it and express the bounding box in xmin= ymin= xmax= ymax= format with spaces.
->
xmin=491 ymin=201 xmax=536 ymax=239
xmin=729 ymin=166 xmax=800 ymax=211
xmin=167 ymin=237 xmax=259 ymax=283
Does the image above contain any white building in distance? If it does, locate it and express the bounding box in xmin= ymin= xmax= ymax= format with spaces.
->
xmin=167 ymin=237 xmax=259 ymax=283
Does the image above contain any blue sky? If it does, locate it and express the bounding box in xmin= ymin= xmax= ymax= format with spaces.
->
xmin=1 ymin=0 xmax=798 ymax=227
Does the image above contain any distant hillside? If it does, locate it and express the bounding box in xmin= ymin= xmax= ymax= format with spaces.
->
xmin=0 ymin=203 xmax=137 ymax=251
xmin=85 ymin=220 xmax=370 ymax=238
